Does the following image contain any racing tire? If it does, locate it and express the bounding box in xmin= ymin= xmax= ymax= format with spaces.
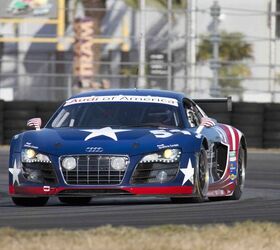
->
xmin=11 ymin=197 xmax=49 ymax=206
xmin=58 ymin=197 xmax=92 ymax=205
xmin=171 ymin=148 xmax=209 ymax=203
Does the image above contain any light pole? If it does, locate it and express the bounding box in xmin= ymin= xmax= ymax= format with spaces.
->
xmin=210 ymin=1 xmax=221 ymax=97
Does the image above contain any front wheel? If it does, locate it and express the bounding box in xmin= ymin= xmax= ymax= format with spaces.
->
xmin=11 ymin=197 xmax=49 ymax=206
xmin=171 ymin=148 xmax=209 ymax=203
xmin=58 ymin=197 xmax=92 ymax=205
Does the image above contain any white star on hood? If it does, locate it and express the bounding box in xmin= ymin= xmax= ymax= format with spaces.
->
xmin=82 ymin=127 xmax=130 ymax=141
xmin=180 ymin=159 xmax=194 ymax=185
xmin=9 ymin=160 xmax=21 ymax=185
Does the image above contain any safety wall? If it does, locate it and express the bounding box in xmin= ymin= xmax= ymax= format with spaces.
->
xmin=0 ymin=101 xmax=279 ymax=148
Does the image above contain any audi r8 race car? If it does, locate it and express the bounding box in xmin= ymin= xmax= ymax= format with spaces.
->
xmin=9 ymin=89 xmax=247 ymax=206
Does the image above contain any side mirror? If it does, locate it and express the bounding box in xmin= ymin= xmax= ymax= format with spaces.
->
xmin=27 ymin=118 xmax=42 ymax=130
xmin=200 ymin=117 xmax=216 ymax=128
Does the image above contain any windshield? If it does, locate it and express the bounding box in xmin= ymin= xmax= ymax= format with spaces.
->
xmin=47 ymin=102 xmax=183 ymax=129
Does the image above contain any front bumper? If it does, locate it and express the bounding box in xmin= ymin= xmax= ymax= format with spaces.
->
xmin=9 ymin=152 xmax=196 ymax=197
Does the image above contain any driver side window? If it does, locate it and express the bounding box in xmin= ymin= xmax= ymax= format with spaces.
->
xmin=184 ymin=99 xmax=203 ymax=128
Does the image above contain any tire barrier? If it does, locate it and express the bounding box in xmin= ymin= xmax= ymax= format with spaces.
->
xmin=263 ymin=103 xmax=280 ymax=148
xmin=3 ymin=101 xmax=37 ymax=145
xmin=231 ymin=103 xmax=264 ymax=148
xmin=0 ymin=100 xmax=279 ymax=148
xmin=0 ymin=100 xmax=4 ymax=144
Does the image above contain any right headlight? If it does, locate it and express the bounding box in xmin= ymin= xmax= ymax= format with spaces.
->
xmin=140 ymin=148 xmax=181 ymax=163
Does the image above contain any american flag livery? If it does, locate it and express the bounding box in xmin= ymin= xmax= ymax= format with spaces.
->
xmin=200 ymin=117 xmax=216 ymax=127
xmin=27 ymin=118 xmax=42 ymax=130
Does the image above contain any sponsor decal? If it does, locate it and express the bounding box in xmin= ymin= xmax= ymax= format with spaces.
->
xmin=180 ymin=159 xmax=194 ymax=185
xmin=85 ymin=147 xmax=104 ymax=153
xmin=157 ymin=143 xmax=179 ymax=150
xmin=24 ymin=142 xmax=39 ymax=149
xmin=229 ymin=162 xmax=237 ymax=182
xmin=229 ymin=151 xmax=236 ymax=161
xmin=43 ymin=186 xmax=50 ymax=192
xmin=64 ymin=95 xmax=178 ymax=107
xmin=151 ymin=129 xmax=191 ymax=139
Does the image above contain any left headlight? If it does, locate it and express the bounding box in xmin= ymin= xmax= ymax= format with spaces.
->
xmin=140 ymin=148 xmax=181 ymax=163
xmin=21 ymin=148 xmax=51 ymax=163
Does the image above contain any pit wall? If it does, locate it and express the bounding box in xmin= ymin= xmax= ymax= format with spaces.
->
xmin=0 ymin=101 xmax=278 ymax=148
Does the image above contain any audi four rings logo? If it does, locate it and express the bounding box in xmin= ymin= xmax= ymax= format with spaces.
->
xmin=85 ymin=147 xmax=104 ymax=153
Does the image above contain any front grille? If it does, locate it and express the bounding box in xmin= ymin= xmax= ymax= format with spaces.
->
xmin=61 ymin=155 xmax=128 ymax=185
xmin=131 ymin=162 xmax=179 ymax=184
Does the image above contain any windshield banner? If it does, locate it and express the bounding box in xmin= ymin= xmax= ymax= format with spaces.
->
xmin=64 ymin=95 xmax=178 ymax=107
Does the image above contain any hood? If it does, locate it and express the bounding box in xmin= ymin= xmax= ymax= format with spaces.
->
xmin=13 ymin=127 xmax=202 ymax=156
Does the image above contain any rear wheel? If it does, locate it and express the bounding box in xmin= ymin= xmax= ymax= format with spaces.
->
xmin=171 ymin=148 xmax=209 ymax=203
xmin=11 ymin=197 xmax=49 ymax=206
xmin=58 ymin=197 xmax=92 ymax=205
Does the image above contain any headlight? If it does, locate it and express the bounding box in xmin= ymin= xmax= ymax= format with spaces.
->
xmin=111 ymin=157 xmax=128 ymax=171
xmin=140 ymin=148 xmax=181 ymax=163
xmin=62 ymin=157 xmax=77 ymax=171
xmin=21 ymin=149 xmax=51 ymax=163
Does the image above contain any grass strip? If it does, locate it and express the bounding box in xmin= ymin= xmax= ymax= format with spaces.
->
xmin=0 ymin=221 xmax=279 ymax=250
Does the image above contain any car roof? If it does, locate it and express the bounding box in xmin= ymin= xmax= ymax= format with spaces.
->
xmin=70 ymin=89 xmax=186 ymax=102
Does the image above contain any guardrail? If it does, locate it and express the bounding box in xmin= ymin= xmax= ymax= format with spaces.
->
xmin=0 ymin=100 xmax=279 ymax=148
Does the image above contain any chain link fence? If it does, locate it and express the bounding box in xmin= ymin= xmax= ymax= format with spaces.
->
xmin=0 ymin=0 xmax=279 ymax=102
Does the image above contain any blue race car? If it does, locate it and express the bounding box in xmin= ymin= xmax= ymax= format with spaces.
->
xmin=9 ymin=89 xmax=247 ymax=206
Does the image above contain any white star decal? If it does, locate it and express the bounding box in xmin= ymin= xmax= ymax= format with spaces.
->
xmin=180 ymin=159 xmax=194 ymax=185
xmin=81 ymin=127 xmax=130 ymax=141
xmin=9 ymin=160 xmax=21 ymax=185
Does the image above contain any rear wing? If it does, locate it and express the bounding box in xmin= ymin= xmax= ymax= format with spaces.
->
xmin=193 ymin=97 xmax=232 ymax=112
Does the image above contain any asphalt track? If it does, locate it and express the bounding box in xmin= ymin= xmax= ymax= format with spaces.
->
xmin=0 ymin=147 xmax=279 ymax=229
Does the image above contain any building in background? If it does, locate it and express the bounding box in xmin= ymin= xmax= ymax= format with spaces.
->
xmin=0 ymin=0 xmax=279 ymax=102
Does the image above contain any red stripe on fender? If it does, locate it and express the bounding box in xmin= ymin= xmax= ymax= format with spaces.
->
xmin=123 ymin=186 xmax=193 ymax=195
xmin=233 ymin=128 xmax=240 ymax=153
xmin=219 ymin=124 xmax=233 ymax=150
xmin=9 ymin=185 xmax=15 ymax=194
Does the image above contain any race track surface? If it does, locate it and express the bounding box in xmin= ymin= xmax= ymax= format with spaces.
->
xmin=0 ymin=147 xmax=279 ymax=229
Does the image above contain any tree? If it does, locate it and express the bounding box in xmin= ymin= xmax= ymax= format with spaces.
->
xmin=196 ymin=31 xmax=253 ymax=98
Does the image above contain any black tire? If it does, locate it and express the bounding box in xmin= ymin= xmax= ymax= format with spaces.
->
xmin=264 ymin=103 xmax=280 ymax=112
xmin=171 ymin=148 xmax=209 ymax=203
xmin=245 ymin=137 xmax=263 ymax=148
xmin=264 ymin=131 xmax=280 ymax=140
xmin=264 ymin=121 xmax=280 ymax=131
xmin=207 ymin=112 xmax=231 ymax=124
xmin=233 ymin=103 xmax=263 ymax=113
xmin=232 ymin=114 xmax=263 ymax=126
xmin=4 ymin=101 xmax=36 ymax=110
xmin=11 ymin=197 xmax=49 ymax=206
xmin=4 ymin=120 xmax=27 ymax=129
xmin=264 ymin=111 xmax=280 ymax=121
xmin=4 ymin=110 xmax=36 ymax=119
xmin=263 ymin=140 xmax=280 ymax=148
xmin=58 ymin=197 xmax=92 ymax=205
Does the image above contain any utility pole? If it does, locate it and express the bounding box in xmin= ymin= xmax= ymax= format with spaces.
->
xmin=185 ymin=0 xmax=196 ymax=96
xmin=167 ymin=0 xmax=172 ymax=91
xmin=210 ymin=1 xmax=221 ymax=97
xmin=137 ymin=0 xmax=146 ymax=88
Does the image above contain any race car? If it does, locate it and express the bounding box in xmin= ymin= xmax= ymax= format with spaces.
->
xmin=9 ymin=89 xmax=247 ymax=206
